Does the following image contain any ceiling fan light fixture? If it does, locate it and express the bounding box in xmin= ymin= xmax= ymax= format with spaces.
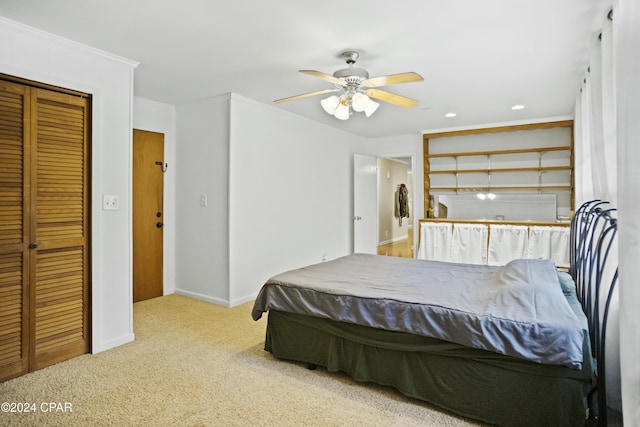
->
xmin=364 ymin=100 xmax=380 ymax=117
xmin=333 ymin=102 xmax=350 ymax=120
xmin=321 ymin=95 xmax=340 ymax=114
xmin=277 ymin=51 xmax=423 ymax=121
xmin=351 ymin=92 xmax=370 ymax=112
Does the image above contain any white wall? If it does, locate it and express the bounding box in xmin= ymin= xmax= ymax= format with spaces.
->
xmin=228 ymin=95 xmax=366 ymax=305
xmin=174 ymin=93 xmax=365 ymax=306
xmin=133 ymin=97 xmax=177 ymax=295
xmin=616 ymin=0 xmax=640 ymax=419
xmin=0 ymin=17 xmax=138 ymax=353
xmin=175 ymin=94 xmax=231 ymax=304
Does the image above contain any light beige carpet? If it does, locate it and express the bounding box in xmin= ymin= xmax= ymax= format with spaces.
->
xmin=0 ymin=294 xmax=484 ymax=426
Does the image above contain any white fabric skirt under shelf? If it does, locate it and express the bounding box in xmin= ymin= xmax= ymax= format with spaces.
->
xmin=418 ymin=221 xmax=570 ymax=269
xmin=451 ymin=223 xmax=488 ymax=265
xmin=488 ymin=224 xmax=529 ymax=266
xmin=528 ymin=226 xmax=570 ymax=268
xmin=417 ymin=222 xmax=452 ymax=262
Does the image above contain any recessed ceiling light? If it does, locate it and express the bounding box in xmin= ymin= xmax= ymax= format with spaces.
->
xmin=445 ymin=112 xmax=457 ymax=118
xmin=511 ymin=104 xmax=525 ymax=110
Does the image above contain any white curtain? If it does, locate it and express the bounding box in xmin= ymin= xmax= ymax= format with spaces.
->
xmin=450 ymin=223 xmax=487 ymax=265
xmin=416 ymin=222 xmax=452 ymax=262
xmin=575 ymin=1 xmax=640 ymax=419
xmin=574 ymin=94 xmax=592 ymax=205
xmin=574 ymin=14 xmax=617 ymax=207
xmin=527 ymin=226 xmax=570 ymax=269
xmin=615 ymin=0 xmax=640 ymax=422
xmin=487 ymin=225 xmax=528 ymax=266
xmin=601 ymin=17 xmax=618 ymax=206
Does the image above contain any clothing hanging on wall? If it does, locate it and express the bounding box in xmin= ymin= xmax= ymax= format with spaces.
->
xmin=395 ymin=183 xmax=409 ymax=226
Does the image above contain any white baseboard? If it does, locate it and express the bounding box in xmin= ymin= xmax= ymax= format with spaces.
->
xmin=378 ymin=235 xmax=410 ymax=246
xmin=92 ymin=332 xmax=135 ymax=354
xmin=172 ymin=289 xmax=258 ymax=308
xmin=230 ymin=293 xmax=258 ymax=307
xmin=174 ymin=288 xmax=231 ymax=307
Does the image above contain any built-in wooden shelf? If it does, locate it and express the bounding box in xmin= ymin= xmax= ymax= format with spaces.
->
xmin=425 ymin=145 xmax=571 ymax=159
xmin=429 ymin=185 xmax=572 ymax=192
xmin=423 ymin=121 xmax=575 ymax=219
xmin=429 ymin=166 xmax=572 ymax=175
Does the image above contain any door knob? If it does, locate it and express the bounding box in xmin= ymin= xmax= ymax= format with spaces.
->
xmin=156 ymin=222 xmax=163 ymax=228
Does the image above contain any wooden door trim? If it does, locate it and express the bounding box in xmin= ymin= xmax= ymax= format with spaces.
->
xmin=1 ymin=73 xmax=90 ymax=99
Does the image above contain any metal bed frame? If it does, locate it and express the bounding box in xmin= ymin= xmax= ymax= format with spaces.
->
xmin=569 ymin=200 xmax=619 ymax=426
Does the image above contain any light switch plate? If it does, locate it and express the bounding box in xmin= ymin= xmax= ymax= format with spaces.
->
xmin=103 ymin=195 xmax=119 ymax=211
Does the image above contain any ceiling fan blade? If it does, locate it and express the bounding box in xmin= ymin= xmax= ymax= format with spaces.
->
xmin=362 ymin=72 xmax=424 ymax=88
xmin=274 ymin=88 xmax=340 ymax=104
xmin=365 ymin=88 xmax=420 ymax=108
xmin=299 ymin=70 xmax=346 ymax=86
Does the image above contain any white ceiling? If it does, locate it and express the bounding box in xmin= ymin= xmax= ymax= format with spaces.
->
xmin=0 ymin=0 xmax=611 ymax=138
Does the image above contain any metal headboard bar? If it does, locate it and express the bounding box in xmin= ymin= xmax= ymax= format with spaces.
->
xmin=593 ymin=212 xmax=618 ymax=427
xmin=571 ymin=201 xmax=607 ymax=306
xmin=569 ymin=200 xmax=618 ymax=426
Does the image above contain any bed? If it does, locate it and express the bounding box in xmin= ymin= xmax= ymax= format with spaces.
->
xmin=251 ymin=200 xmax=618 ymax=427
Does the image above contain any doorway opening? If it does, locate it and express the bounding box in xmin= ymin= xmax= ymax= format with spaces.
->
xmin=376 ymin=156 xmax=414 ymax=258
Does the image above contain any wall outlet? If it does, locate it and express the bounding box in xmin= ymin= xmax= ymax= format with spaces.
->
xmin=200 ymin=194 xmax=208 ymax=207
xmin=102 ymin=195 xmax=119 ymax=211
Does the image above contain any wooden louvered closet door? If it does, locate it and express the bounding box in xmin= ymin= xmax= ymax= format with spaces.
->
xmin=0 ymin=79 xmax=90 ymax=382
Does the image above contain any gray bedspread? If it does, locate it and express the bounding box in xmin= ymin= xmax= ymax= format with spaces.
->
xmin=252 ymin=254 xmax=585 ymax=369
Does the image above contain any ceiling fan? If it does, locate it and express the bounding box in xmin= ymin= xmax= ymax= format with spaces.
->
xmin=274 ymin=51 xmax=424 ymax=120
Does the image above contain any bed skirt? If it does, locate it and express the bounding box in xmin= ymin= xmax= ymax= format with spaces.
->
xmin=265 ymin=310 xmax=592 ymax=427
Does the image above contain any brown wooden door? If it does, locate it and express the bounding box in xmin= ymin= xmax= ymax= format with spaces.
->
xmin=132 ymin=129 xmax=164 ymax=303
xmin=0 ymin=79 xmax=90 ymax=382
